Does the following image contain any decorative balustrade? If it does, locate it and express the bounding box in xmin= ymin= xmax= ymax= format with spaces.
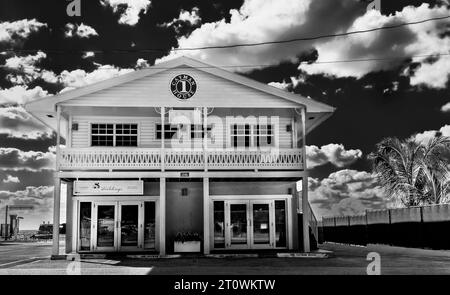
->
xmin=59 ymin=148 xmax=303 ymax=171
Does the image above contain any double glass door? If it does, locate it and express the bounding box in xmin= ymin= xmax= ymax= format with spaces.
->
xmin=81 ymin=201 xmax=156 ymax=252
xmin=213 ymin=199 xmax=287 ymax=250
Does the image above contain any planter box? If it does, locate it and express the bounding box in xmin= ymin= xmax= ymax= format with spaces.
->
xmin=174 ymin=241 xmax=201 ymax=253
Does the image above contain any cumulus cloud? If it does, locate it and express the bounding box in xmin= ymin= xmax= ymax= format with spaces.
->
xmin=101 ymin=0 xmax=152 ymax=26
xmin=0 ymin=19 xmax=47 ymax=45
xmin=308 ymin=169 xmax=389 ymax=217
xmin=82 ymin=51 xmax=95 ymax=59
xmin=3 ymin=51 xmax=57 ymax=85
xmin=157 ymin=1 xmax=449 ymax=89
xmin=58 ymin=64 xmax=134 ymax=90
xmin=159 ymin=7 xmax=202 ymax=35
xmin=156 ymin=0 xmax=365 ymax=68
xmin=0 ymin=147 xmax=55 ymax=172
xmin=0 ymin=85 xmax=48 ymax=106
xmin=268 ymin=81 xmax=290 ymax=90
xmin=135 ymin=58 xmax=149 ymax=69
xmin=413 ymin=124 xmax=450 ymax=145
xmin=441 ymin=102 xmax=450 ymax=113
xmin=64 ymin=23 xmax=98 ymax=38
xmin=306 ymin=143 xmax=362 ymax=168
xmin=2 ymin=175 xmax=20 ymax=183
xmin=300 ymin=4 xmax=450 ymax=88
xmin=0 ymin=106 xmax=52 ymax=139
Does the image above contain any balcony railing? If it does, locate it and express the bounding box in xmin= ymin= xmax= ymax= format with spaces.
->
xmin=59 ymin=148 xmax=303 ymax=171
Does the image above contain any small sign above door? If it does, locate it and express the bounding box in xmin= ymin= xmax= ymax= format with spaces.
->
xmin=74 ymin=180 xmax=144 ymax=195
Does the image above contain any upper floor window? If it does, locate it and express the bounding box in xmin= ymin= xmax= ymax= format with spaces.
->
xmin=91 ymin=123 xmax=138 ymax=147
xmin=255 ymin=124 xmax=274 ymax=147
xmin=156 ymin=124 xmax=212 ymax=140
xmin=230 ymin=124 xmax=274 ymax=148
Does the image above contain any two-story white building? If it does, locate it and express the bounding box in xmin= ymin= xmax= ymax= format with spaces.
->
xmin=25 ymin=56 xmax=334 ymax=257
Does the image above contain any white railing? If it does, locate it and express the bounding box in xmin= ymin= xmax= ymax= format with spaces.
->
xmin=59 ymin=148 xmax=303 ymax=171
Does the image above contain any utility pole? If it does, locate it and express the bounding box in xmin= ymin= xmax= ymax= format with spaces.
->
xmin=3 ymin=205 xmax=8 ymax=240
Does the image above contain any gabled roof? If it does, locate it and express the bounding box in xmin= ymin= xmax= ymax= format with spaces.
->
xmin=25 ymin=56 xmax=335 ymax=113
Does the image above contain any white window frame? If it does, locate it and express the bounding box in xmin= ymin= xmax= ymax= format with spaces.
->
xmin=90 ymin=122 xmax=140 ymax=147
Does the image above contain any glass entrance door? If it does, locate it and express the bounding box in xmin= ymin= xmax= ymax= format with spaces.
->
xmin=90 ymin=200 xmax=156 ymax=252
xmin=221 ymin=199 xmax=282 ymax=250
xmin=250 ymin=201 xmax=274 ymax=249
xmin=94 ymin=202 xmax=117 ymax=251
xmin=118 ymin=202 xmax=140 ymax=251
xmin=226 ymin=201 xmax=250 ymax=249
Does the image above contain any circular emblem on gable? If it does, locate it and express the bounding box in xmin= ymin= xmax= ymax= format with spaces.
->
xmin=170 ymin=74 xmax=197 ymax=100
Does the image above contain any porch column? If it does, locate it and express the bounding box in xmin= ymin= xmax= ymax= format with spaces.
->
xmin=52 ymin=105 xmax=62 ymax=257
xmin=161 ymin=107 xmax=165 ymax=171
xmin=203 ymin=107 xmax=208 ymax=171
xmin=159 ymin=177 xmax=166 ymax=256
xmin=203 ymin=177 xmax=210 ymax=254
xmin=301 ymin=107 xmax=310 ymax=252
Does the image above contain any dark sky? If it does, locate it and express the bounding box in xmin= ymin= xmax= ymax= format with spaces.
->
xmin=0 ymin=0 xmax=449 ymax=227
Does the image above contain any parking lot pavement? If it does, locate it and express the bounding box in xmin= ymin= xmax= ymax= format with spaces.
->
xmin=2 ymin=242 xmax=450 ymax=275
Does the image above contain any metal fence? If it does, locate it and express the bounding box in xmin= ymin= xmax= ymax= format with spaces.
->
xmin=321 ymin=203 xmax=450 ymax=250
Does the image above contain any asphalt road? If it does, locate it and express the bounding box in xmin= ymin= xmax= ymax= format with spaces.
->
xmin=1 ymin=242 xmax=450 ymax=275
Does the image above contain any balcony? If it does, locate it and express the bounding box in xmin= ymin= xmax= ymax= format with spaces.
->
xmin=59 ymin=148 xmax=303 ymax=171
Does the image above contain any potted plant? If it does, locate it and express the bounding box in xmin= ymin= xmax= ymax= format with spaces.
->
xmin=174 ymin=232 xmax=201 ymax=253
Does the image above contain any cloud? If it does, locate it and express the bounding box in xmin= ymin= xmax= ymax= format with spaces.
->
xmin=82 ymin=51 xmax=95 ymax=59
xmin=3 ymin=51 xmax=135 ymax=91
xmin=0 ymin=106 xmax=52 ymax=139
xmin=2 ymin=175 xmax=20 ymax=183
xmin=441 ymin=102 xmax=450 ymax=113
xmin=64 ymin=23 xmax=98 ymax=38
xmin=308 ymin=169 xmax=390 ymax=217
xmin=101 ymin=0 xmax=152 ymax=26
xmin=157 ymin=1 xmax=449 ymax=89
xmin=58 ymin=64 xmax=134 ymax=90
xmin=156 ymin=0 xmax=365 ymax=68
xmin=3 ymin=51 xmax=57 ymax=85
xmin=268 ymin=81 xmax=290 ymax=90
xmin=0 ymin=19 xmax=47 ymax=45
xmin=299 ymin=4 xmax=450 ymax=88
xmin=0 ymin=147 xmax=55 ymax=172
xmin=159 ymin=7 xmax=202 ymax=35
xmin=413 ymin=124 xmax=450 ymax=144
xmin=0 ymin=85 xmax=49 ymax=106
xmin=306 ymin=143 xmax=362 ymax=168
xmin=135 ymin=58 xmax=149 ymax=69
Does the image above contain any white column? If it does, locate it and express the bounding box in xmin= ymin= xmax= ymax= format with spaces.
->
xmin=203 ymin=107 xmax=208 ymax=171
xmin=161 ymin=107 xmax=165 ymax=171
xmin=159 ymin=177 xmax=166 ymax=256
xmin=52 ymin=105 xmax=62 ymax=257
xmin=203 ymin=177 xmax=210 ymax=254
xmin=301 ymin=107 xmax=310 ymax=252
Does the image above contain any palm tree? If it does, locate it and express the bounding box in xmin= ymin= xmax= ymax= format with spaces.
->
xmin=369 ymin=135 xmax=450 ymax=207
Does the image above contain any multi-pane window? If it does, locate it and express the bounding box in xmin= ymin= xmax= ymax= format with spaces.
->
xmin=91 ymin=124 xmax=114 ymax=146
xmin=255 ymin=124 xmax=274 ymax=147
xmin=190 ymin=124 xmax=212 ymax=139
xmin=115 ymin=124 xmax=138 ymax=146
xmin=231 ymin=124 xmax=251 ymax=148
xmin=91 ymin=123 xmax=138 ymax=147
xmin=230 ymin=124 xmax=275 ymax=148
xmin=156 ymin=124 xmax=212 ymax=140
xmin=156 ymin=124 xmax=179 ymax=139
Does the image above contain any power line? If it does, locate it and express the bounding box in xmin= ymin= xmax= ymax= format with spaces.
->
xmin=1 ymin=15 xmax=449 ymax=55
xmin=2 ymin=52 xmax=447 ymax=70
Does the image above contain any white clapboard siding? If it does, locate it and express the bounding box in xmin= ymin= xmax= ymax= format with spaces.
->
xmin=71 ymin=116 xmax=294 ymax=148
xmin=61 ymin=68 xmax=300 ymax=108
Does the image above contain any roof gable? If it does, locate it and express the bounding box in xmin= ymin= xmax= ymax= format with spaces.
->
xmin=25 ymin=56 xmax=335 ymax=113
